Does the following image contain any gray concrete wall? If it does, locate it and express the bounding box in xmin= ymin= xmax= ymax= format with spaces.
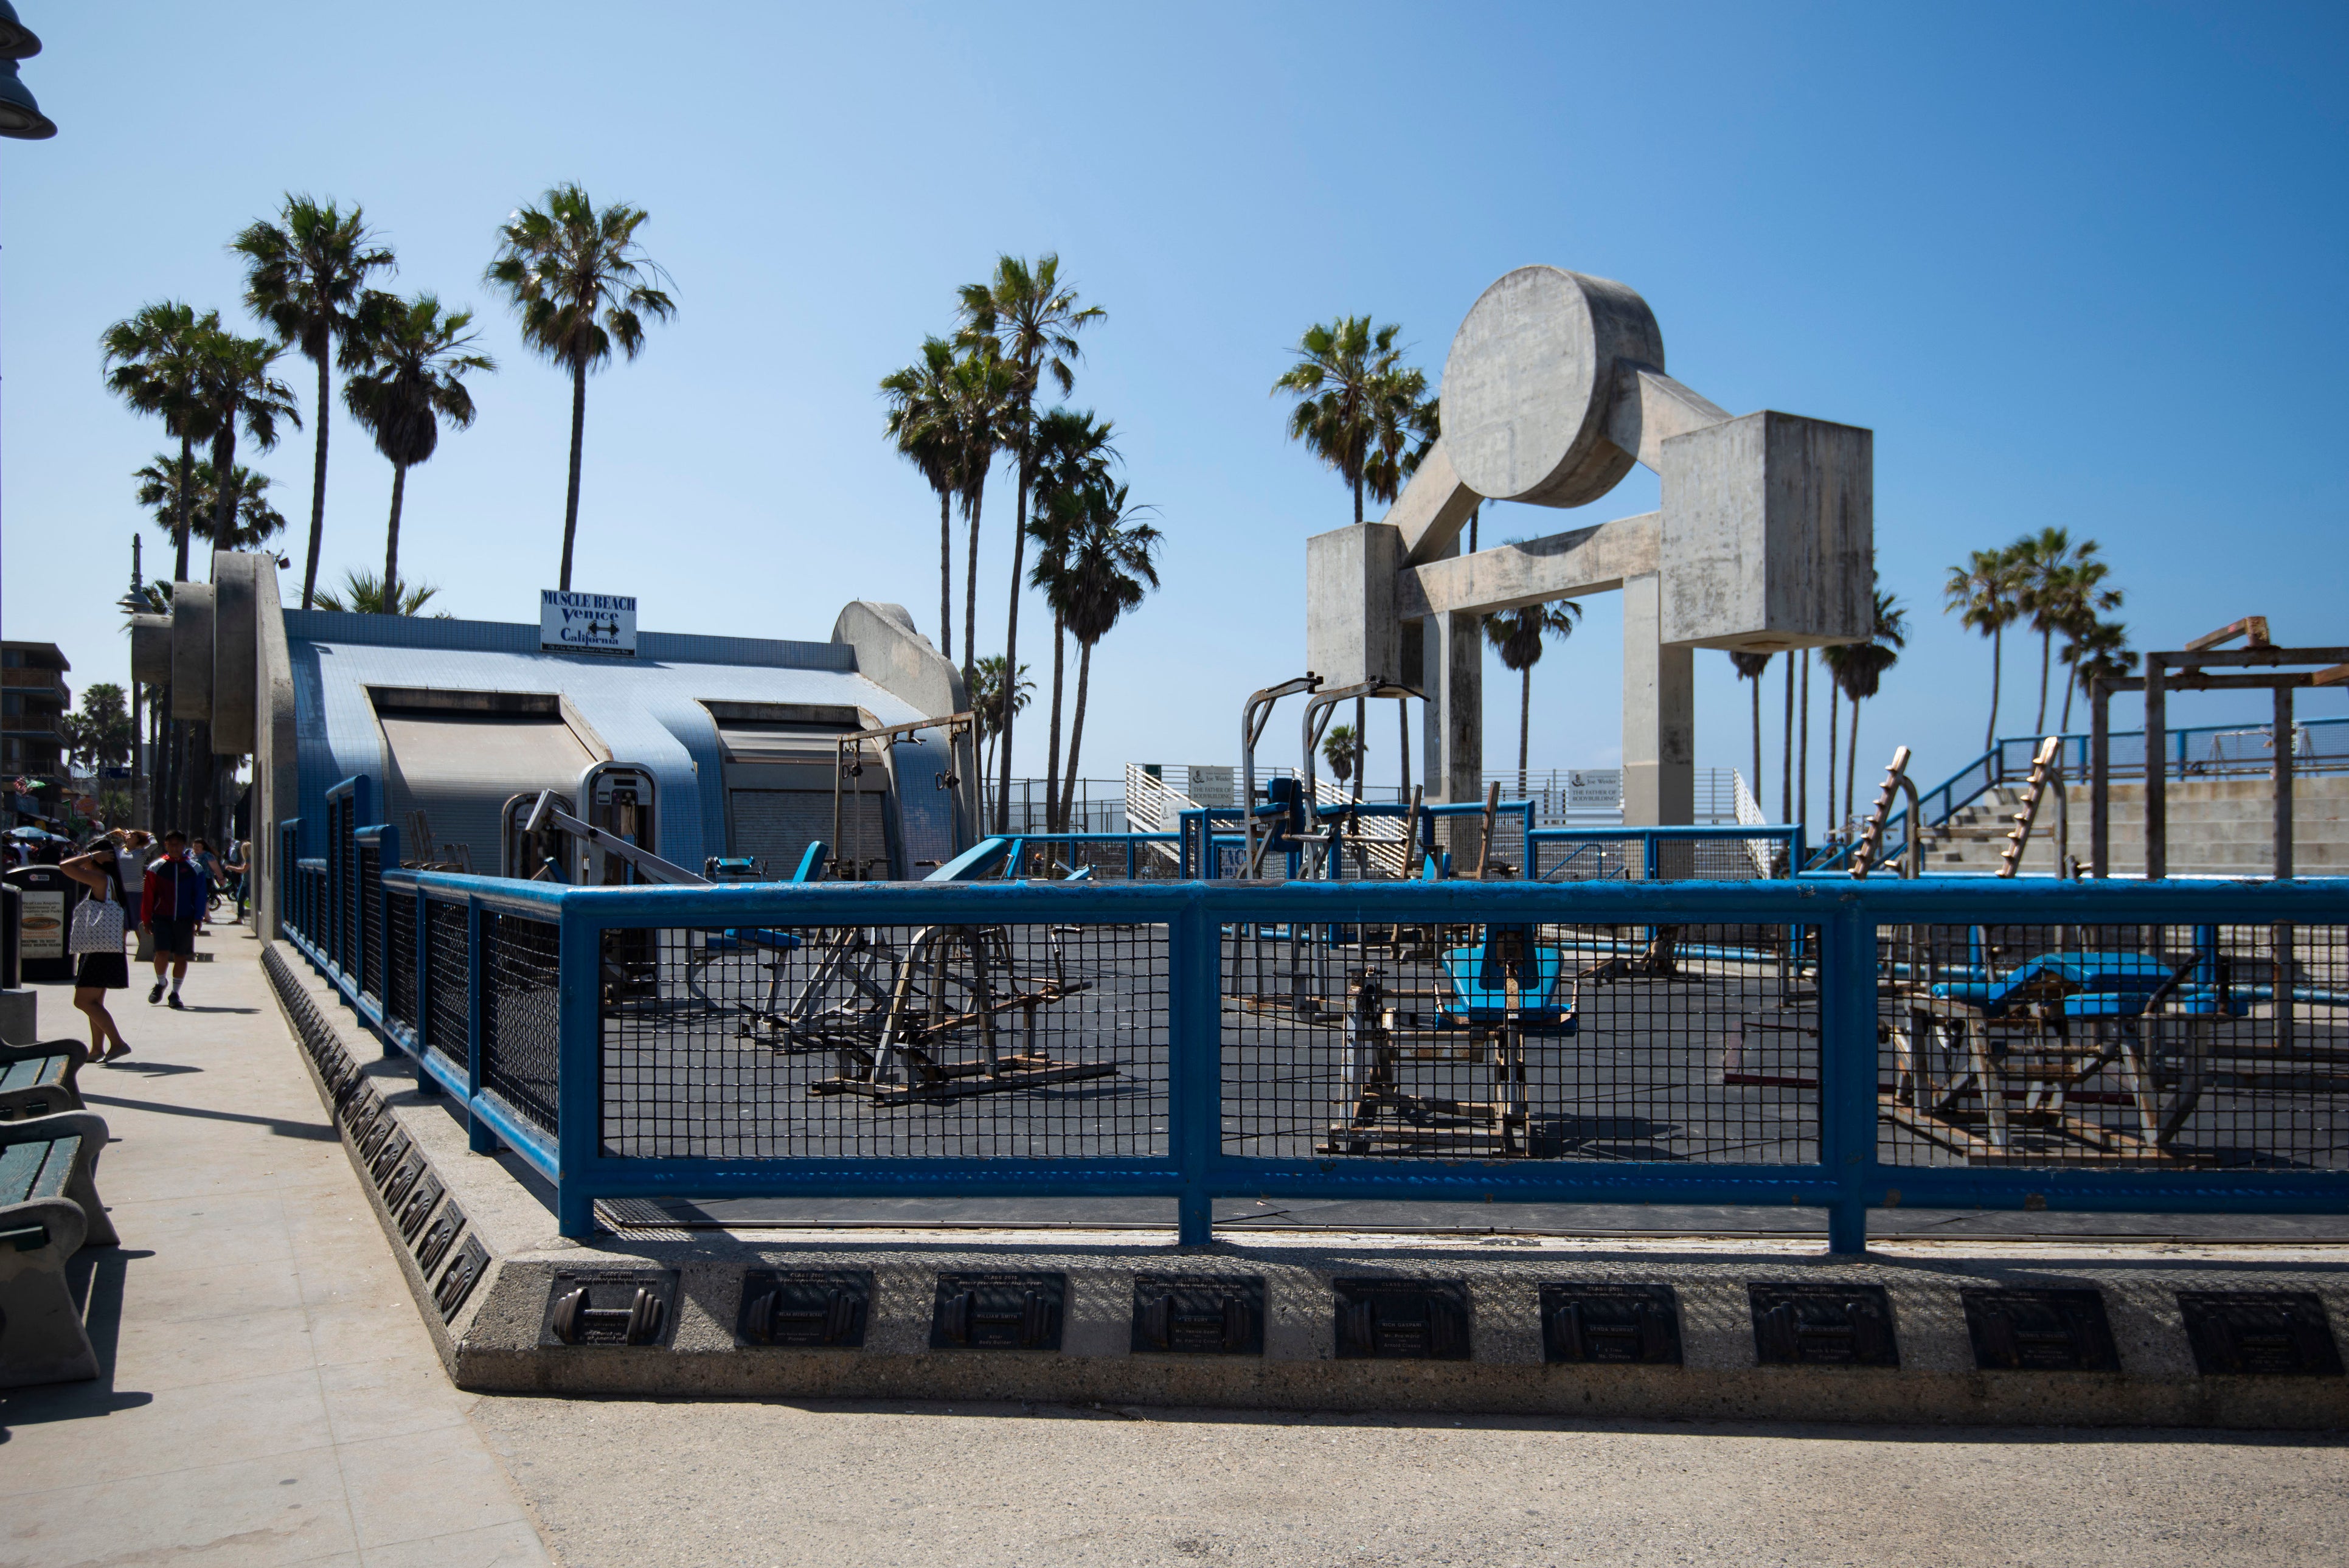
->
xmin=1305 ymin=523 xmax=1402 ymax=687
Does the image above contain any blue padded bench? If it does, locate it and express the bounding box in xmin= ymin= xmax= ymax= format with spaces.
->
xmin=0 ymin=1109 xmax=117 ymax=1386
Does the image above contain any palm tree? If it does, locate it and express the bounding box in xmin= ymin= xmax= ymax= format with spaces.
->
xmin=1272 ymin=317 xmax=1425 ymax=526
xmin=2069 ymin=617 xmax=2136 ymax=722
xmin=2047 ymin=560 xmax=2123 ymax=732
xmin=880 ymin=337 xmax=965 ymax=664
xmin=1835 ymin=590 xmax=1909 ymax=824
xmin=1046 ymin=482 xmax=1162 ymax=823
xmin=1024 ymin=410 xmax=1119 ymax=829
xmin=134 ymin=454 xmax=288 ymax=551
xmin=232 ymin=196 xmax=397 ymax=610
xmin=970 ymin=655 xmax=1032 ymax=824
xmin=2010 ymin=528 xmax=2109 ymax=734
xmin=193 ymin=327 xmax=302 ymax=549
xmin=314 ymin=569 xmax=443 ymax=616
xmin=1944 ymin=545 xmax=2024 ymax=752
xmin=486 ymin=184 xmax=677 ymax=590
xmin=957 ymin=254 xmax=1106 ymax=832
xmin=1483 ymin=600 xmax=1584 ymax=794
xmin=1320 ymin=724 xmax=1360 ymax=788
xmin=946 ymin=346 xmax=1017 ymax=704
xmin=101 ymin=301 xmax=220 ymax=580
xmin=341 ymin=293 xmax=494 ymax=603
xmin=1729 ymin=651 xmax=1772 ymax=813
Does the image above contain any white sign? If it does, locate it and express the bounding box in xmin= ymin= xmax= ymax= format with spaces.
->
xmin=1566 ymin=769 xmax=1622 ymax=810
xmin=541 ymin=591 xmax=637 ymax=657
xmin=18 ymin=888 xmax=64 ymax=960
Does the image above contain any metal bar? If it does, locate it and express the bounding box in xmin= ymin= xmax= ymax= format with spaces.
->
xmin=1820 ymin=907 xmax=1875 ymax=1254
xmin=2276 ymin=683 xmax=2295 ymax=879
xmin=2145 ymin=661 xmax=2167 ymax=879
xmin=465 ymin=895 xmax=495 ymax=1156
xmin=555 ymin=898 xmax=602 ymax=1238
xmin=1170 ymin=887 xmax=1216 ymax=1245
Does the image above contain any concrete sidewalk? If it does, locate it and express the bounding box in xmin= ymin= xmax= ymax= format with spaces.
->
xmin=0 ymin=922 xmax=550 ymax=1567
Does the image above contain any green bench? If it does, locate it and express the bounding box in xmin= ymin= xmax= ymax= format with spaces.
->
xmin=0 ymin=1039 xmax=89 ymax=1122
xmin=0 ymin=1110 xmax=117 ymax=1387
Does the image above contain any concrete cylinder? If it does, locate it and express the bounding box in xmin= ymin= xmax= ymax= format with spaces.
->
xmin=170 ymin=583 xmax=215 ymax=721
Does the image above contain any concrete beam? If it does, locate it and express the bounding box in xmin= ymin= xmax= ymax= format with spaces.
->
xmin=1605 ymin=366 xmax=1733 ymax=473
xmin=1398 ymin=513 xmax=1660 ymax=620
xmin=1384 ymin=443 xmax=1486 ymax=568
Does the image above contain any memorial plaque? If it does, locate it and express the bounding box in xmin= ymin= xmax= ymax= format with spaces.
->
xmin=1131 ymin=1274 xmax=1265 ymax=1356
xmin=369 ymin=1129 xmax=411 ymax=1187
xmin=2178 ymin=1291 xmax=2344 ymax=1376
xmin=415 ymin=1200 xmax=466 ymax=1274
xmin=397 ymin=1172 xmax=445 ymax=1242
xmin=1333 ymin=1277 xmax=1471 ymax=1361
xmin=1541 ymin=1282 xmax=1681 ymax=1365
xmin=435 ymin=1236 xmax=489 ymax=1321
xmin=737 ymin=1269 xmax=872 ymax=1348
xmin=541 ymin=1270 xmax=680 ymax=1348
xmin=1962 ymin=1288 xmax=2120 ymax=1372
xmin=930 ymin=1272 xmax=1064 ymax=1350
xmin=1749 ymin=1283 xmax=1899 ymax=1368
xmin=381 ymin=1150 xmax=425 ymax=1210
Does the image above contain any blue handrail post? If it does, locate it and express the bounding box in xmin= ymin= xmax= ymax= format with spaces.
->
xmin=1820 ymin=906 xmax=1876 ymax=1255
xmin=373 ymin=825 xmax=400 ymax=1059
xmin=555 ymin=892 xmax=600 ymax=1240
xmin=1170 ymin=889 xmax=1218 ymax=1247
xmin=464 ymin=896 xmax=496 ymax=1156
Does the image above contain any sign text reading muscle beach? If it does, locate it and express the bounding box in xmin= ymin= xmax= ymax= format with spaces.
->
xmin=540 ymin=591 xmax=639 ymax=656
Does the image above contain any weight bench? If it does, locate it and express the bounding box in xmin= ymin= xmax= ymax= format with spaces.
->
xmin=0 ymin=1109 xmax=117 ymax=1386
xmin=0 ymin=1038 xmax=89 ymax=1122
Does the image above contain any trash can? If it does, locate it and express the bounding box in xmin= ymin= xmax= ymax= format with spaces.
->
xmin=2 ymin=865 xmax=78 ymax=984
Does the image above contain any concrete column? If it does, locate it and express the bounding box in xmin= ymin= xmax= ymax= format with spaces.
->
xmin=1622 ymin=574 xmax=1694 ymax=826
xmin=1420 ymin=608 xmax=1482 ymax=863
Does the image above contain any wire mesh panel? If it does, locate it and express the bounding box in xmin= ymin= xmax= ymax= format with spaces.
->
xmin=481 ymin=909 xmax=561 ymax=1136
xmin=1221 ymin=917 xmax=1819 ymax=1162
xmin=599 ymin=920 xmax=1168 ymax=1159
xmin=384 ymin=889 xmax=417 ymax=1031
xmin=423 ymin=898 xmax=470 ymax=1079
xmin=1532 ymin=838 xmax=1645 ymax=883
xmin=1532 ymin=834 xmax=1787 ymax=882
xmin=1877 ymin=921 xmax=2349 ymax=1170
xmin=1004 ymin=839 xmax=1182 ymax=883
xmin=357 ymin=847 xmax=383 ymax=1001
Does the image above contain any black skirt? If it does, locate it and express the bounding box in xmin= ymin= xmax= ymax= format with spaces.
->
xmin=74 ymin=951 xmax=130 ymax=990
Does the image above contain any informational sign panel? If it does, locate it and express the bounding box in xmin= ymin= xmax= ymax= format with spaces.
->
xmin=540 ymin=591 xmax=637 ymax=657
xmin=1566 ymin=769 xmax=1622 ymax=810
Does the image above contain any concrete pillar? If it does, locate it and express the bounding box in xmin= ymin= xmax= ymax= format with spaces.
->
xmin=1420 ymin=608 xmax=1482 ymax=864
xmin=1622 ymin=574 xmax=1694 ymax=826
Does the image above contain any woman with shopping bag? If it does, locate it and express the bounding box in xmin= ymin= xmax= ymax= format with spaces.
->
xmin=58 ymin=829 xmax=148 ymax=1065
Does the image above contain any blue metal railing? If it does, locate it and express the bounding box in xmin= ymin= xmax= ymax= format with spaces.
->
xmin=272 ymin=820 xmax=2349 ymax=1255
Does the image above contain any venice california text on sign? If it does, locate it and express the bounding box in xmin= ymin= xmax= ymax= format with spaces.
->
xmin=540 ymin=591 xmax=638 ymax=657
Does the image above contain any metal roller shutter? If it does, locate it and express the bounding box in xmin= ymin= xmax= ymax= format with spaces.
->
xmin=726 ymin=788 xmax=889 ymax=879
xmin=378 ymin=712 xmax=595 ymax=875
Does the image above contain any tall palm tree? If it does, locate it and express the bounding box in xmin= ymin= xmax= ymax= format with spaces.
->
xmin=1320 ymin=724 xmax=1361 ymax=789
xmin=233 ymin=196 xmax=397 ymax=610
xmin=2069 ymin=617 xmax=2136 ymax=722
xmin=133 ymin=454 xmax=288 ymax=552
xmin=341 ymin=293 xmax=495 ymax=603
xmin=1483 ymin=600 xmax=1584 ymax=794
xmin=101 ymin=301 xmax=220 ymax=581
xmin=314 ymin=569 xmax=443 ymax=616
xmin=957 ymin=254 xmax=1106 ymax=831
xmin=1944 ymin=545 xmax=2024 ymax=752
xmin=946 ymin=345 xmax=1016 ymax=705
xmin=2010 ymin=528 xmax=2108 ymax=734
xmin=1047 ymin=482 xmax=1162 ymax=822
xmin=486 ymin=184 xmax=677 ymax=591
xmin=2047 ymin=560 xmax=2123 ymax=732
xmin=880 ymin=337 xmax=964 ymax=664
xmin=1024 ymin=410 xmax=1119 ymax=829
xmin=1836 ymin=590 xmax=1909 ymax=824
xmin=193 ymin=328 xmax=302 ymax=550
xmin=1729 ymin=651 xmax=1772 ymax=813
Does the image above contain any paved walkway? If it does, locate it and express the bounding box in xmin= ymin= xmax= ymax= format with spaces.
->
xmin=0 ymin=923 xmax=550 ymax=1568
xmin=5 ymin=931 xmax=2346 ymax=1567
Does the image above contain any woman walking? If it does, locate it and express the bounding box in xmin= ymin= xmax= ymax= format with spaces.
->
xmin=59 ymin=829 xmax=148 ymax=1065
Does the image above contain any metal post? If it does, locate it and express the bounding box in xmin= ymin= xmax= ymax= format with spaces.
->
xmin=412 ymin=884 xmax=439 ymax=1094
xmin=1170 ymin=891 xmax=1217 ymax=1247
xmin=2274 ymin=684 xmax=2295 ymax=879
xmin=1820 ymin=906 xmax=1875 ymax=1256
xmin=2090 ymin=678 xmax=2111 ymax=878
xmin=2144 ymin=661 xmax=2167 ymax=879
xmin=465 ymin=897 xmax=496 ymax=1155
xmin=555 ymin=892 xmax=600 ymax=1240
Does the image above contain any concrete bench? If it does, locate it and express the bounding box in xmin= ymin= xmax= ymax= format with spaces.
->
xmin=0 ymin=1039 xmax=89 ymax=1122
xmin=0 ymin=1111 xmax=117 ymax=1387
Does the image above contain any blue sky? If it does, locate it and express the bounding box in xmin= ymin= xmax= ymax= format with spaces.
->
xmin=4 ymin=1 xmax=2345 ymax=827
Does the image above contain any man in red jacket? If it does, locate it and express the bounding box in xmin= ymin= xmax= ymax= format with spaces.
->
xmin=143 ymin=829 xmax=207 ymax=1009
